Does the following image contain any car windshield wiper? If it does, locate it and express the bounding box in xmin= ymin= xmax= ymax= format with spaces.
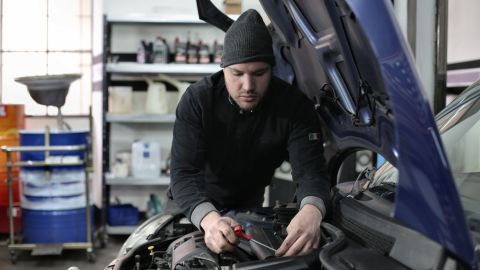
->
xmin=346 ymin=167 xmax=377 ymax=198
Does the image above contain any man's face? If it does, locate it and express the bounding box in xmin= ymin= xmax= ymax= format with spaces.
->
xmin=224 ymin=61 xmax=272 ymax=111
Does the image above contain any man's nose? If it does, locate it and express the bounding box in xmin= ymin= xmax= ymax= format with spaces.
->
xmin=242 ymin=75 xmax=255 ymax=92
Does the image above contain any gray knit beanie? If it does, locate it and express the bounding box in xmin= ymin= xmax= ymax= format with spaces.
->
xmin=221 ymin=9 xmax=275 ymax=68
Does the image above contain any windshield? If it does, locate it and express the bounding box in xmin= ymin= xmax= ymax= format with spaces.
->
xmin=372 ymin=82 xmax=480 ymax=219
xmin=439 ymin=95 xmax=480 ymax=216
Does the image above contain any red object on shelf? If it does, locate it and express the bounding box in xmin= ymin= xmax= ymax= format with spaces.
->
xmin=0 ymin=203 xmax=22 ymax=233
xmin=0 ymin=169 xmax=20 ymax=205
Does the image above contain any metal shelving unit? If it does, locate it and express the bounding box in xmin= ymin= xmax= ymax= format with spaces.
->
xmin=101 ymin=16 xmax=223 ymax=237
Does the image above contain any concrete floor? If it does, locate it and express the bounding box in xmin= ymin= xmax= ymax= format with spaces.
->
xmin=0 ymin=234 xmax=127 ymax=270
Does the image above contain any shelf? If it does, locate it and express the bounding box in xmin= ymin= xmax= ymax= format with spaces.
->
xmin=106 ymin=225 xmax=137 ymax=235
xmin=107 ymin=15 xmax=239 ymax=25
xmin=107 ymin=16 xmax=209 ymax=25
xmin=106 ymin=63 xmax=221 ymax=75
xmin=106 ymin=175 xmax=170 ymax=186
xmin=106 ymin=113 xmax=175 ymax=123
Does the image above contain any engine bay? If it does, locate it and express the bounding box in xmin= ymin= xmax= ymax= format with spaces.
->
xmin=106 ymin=204 xmax=329 ymax=270
xmin=105 ymin=195 xmax=429 ymax=270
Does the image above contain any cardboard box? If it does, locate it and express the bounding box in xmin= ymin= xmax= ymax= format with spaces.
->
xmin=224 ymin=0 xmax=242 ymax=14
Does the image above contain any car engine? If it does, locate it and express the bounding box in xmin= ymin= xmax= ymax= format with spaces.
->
xmin=105 ymin=204 xmax=330 ymax=270
xmin=106 ymin=189 xmax=420 ymax=270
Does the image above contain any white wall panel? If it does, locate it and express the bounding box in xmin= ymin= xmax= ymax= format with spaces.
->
xmin=448 ymin=0 xmax=480 ymax=63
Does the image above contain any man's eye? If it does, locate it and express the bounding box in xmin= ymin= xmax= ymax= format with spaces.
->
xmin=254 ymin=69 xmax=270 ymax=76
xmin=232 ymin=72 xmax=242 ymax=76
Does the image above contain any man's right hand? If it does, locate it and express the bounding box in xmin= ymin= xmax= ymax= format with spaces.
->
xmin=200 ymin=211 xmax=240 ymax=253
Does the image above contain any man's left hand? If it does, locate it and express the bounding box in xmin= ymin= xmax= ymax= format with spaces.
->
xmin=275 ymin=204 xmax=322 ymax=256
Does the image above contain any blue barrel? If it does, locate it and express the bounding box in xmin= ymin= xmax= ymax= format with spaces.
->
xmin=21 ymin=193 xmax=87 ymax=209
xmin=19 ymin=130 xmax=89 ymax=171
xmin=20 ymin=169 xmax=87 ymax=210
xmin=22 ymin=207 xmax=93 ymax=243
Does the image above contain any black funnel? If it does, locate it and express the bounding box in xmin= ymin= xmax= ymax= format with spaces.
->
xmin=15 ymin=74 xmax=81 ymax=107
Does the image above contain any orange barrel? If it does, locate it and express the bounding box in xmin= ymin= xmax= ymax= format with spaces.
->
xmin=0 ymin=137 xmax=21 ymax=173
xmin=0 ymin=104 xmax=25 ymax=132
xmin=0 ymin=105 xmax=24 ymax=233
xmin=0 ymin=104 xmax=24 ymax=173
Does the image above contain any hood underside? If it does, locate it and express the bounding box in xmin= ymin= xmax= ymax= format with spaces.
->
xmin=262 ymin=0 xmax=475 ymax=266
xmin=197 ymin=0 xmax=476 ymax=266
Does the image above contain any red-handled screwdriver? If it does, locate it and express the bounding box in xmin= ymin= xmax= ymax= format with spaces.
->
xmin=233 ymin=225 xmax=277 ymax=252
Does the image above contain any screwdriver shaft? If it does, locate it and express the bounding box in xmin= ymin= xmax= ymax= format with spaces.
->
xmin=250 ymin=239 xmax=277 ymax=252
xmin=233 ymin=225 xmax=276 ymax=252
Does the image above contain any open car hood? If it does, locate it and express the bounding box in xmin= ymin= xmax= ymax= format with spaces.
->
xmin=197 ymin=0 xmax=476 ymax=266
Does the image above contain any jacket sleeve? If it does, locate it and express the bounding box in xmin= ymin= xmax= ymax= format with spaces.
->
xmin=287 ymin=97 xmax=331 ymax=216
xmin=170 ymin=88 xmax=217 ymax=227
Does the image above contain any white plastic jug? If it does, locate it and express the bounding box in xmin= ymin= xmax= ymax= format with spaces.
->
xmin=109 ymin=86 xmax=133 ymax=114
xmin=156 ymin=74 xmax=190 ymax=112
xmin=131 ymin=141 xmax=161 ymax=178
xmin=145 ymin=78 xmax=169 ymax=114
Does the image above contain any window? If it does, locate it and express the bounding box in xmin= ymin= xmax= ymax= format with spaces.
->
xmin=0 ymin=0 xmax=92 ymax=115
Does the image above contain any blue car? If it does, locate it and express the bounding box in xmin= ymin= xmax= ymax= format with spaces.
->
xmin=106 ymin=0 xmax=479 ymax=269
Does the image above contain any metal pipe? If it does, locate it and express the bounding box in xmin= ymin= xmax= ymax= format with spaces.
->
xmin=84 ymin=146 xmax=93 ymax=247
xmin=44 ymin=126 xmax=50 ymax=159
xmin=7 ymin=151 xmax=15 ymax=246
xmin=8 ymin=243 xmax=93 ymax=250
xmin=6 ymin=161 xmax=84 ymax=167
xmin=57 ymin=107 xmax=63 ymax=131
xmin=1 ymin=145 xmax=86 ymax=152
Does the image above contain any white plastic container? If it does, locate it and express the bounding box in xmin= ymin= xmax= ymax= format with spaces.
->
xmin=109 ymin=86 xmax=133 ymax=114
xmin=131 ymin=141 xmax=161 ymax=178
xmin=145 ymin=80 xmax=169 ymax=115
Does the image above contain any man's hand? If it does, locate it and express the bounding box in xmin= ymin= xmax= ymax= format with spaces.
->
xmin=275 ymin=204 xmax=322 ymax=256
xmin=200 ymin=211 xmax=240 ymax=254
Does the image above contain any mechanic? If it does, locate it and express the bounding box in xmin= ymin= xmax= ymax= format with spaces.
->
xmin=169 ymin=9 xmax=330 ymax=257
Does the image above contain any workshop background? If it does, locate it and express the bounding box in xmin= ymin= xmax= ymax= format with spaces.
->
xmin=0 ymin=0 xmax=479 ymax=269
